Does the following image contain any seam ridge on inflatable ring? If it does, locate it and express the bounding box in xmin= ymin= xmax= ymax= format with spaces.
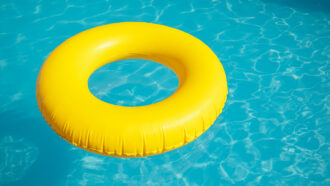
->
xmin=37 ymin=92 xmax=227 ymax=157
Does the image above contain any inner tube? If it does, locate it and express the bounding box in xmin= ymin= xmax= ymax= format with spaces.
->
xmin=36 ymin=22 xmax=227 ymax=157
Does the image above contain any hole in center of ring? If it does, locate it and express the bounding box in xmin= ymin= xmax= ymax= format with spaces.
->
xmin=88 ymin=59 xmax=179 ymax=107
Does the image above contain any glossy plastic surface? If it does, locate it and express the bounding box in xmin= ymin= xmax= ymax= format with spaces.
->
xmin=36 ymin=22 xmax=227 ymax=157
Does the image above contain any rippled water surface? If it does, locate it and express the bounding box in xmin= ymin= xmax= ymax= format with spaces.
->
xmin=1 ymin=0 xmax=329 ymax=185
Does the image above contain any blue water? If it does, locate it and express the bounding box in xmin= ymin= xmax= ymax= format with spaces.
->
xmin=0 ymin=0 xmax=329 ymax=185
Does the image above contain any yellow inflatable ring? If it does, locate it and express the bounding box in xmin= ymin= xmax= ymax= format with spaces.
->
xmin=36 ymin=22 xmax=227 ymax=157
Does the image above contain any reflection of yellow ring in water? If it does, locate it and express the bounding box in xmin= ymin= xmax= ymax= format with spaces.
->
xmin=36 ymin=22 xmax=228 ymax=157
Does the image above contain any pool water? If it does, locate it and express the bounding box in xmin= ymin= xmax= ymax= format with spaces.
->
xmin=0 ymin=0 xmax=329 ymax=185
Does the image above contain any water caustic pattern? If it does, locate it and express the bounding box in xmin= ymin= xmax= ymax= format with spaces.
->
xmin=89 ymin=60 xmax=179 ymax=107
xmin=0 ymin=136 xmax=38 ymax=185
xmin=0 ymin=0 xmax=329 ymax=185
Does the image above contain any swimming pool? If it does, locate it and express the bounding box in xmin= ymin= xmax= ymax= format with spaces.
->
xmin=0 ymin=0 xmax=329 ymax=185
